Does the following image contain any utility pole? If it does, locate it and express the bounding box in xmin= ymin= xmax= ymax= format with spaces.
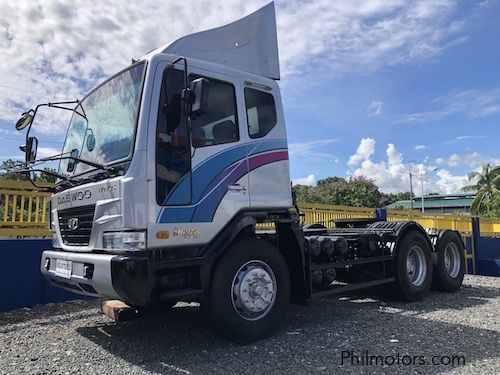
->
xmin=421 ymin=173 xmax=425 ymax=213
xmin=408 ymin=165 xmax=414 ymax=211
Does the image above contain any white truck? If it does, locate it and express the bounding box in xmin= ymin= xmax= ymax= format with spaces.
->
xmin=14 ymin=3 xmax=465 ymax=342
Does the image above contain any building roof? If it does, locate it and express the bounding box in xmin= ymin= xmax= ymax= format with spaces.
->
xmin=386 ymin=193 xmax=475 ymax=210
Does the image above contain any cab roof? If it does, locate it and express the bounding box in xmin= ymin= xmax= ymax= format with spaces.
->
xmin=158 ymin=2 xmax=280 ymax=80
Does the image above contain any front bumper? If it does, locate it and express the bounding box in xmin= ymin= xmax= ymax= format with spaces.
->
xmin=41 ymin=250 xmax=154 ymax=306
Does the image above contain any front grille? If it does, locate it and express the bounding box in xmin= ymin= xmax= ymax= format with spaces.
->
xmin=58 ymin=205 xmax=96 ymax=246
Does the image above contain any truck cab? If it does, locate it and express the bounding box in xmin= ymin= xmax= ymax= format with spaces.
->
xmin=34 ymin=4 xmax=302 ymax=334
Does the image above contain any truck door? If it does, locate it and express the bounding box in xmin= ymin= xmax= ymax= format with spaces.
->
xmin=242 ymin=85 xmax=291 ymax=208
xmin=153 ymin=63 xmax=250 ymax=229
xmin=187 ymin=69 xmax=250 ymax=223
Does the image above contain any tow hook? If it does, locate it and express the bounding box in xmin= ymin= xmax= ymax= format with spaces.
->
xmin=101 ymin=300 xmax=138 ymax=321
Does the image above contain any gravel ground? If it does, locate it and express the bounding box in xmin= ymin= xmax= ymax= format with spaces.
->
xmin=1 ymin=275 xmax=499 ymax=375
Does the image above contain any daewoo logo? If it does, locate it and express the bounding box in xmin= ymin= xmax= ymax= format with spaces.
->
xmin=67 ymin=218 xmax=79 ymax=231
xmin=57 ymin=190 xmax=92 ymax=204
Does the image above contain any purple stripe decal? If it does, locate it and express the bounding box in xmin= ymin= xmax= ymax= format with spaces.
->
xmin=191 ymin=150 xmax=288 ymax=221
xmin=248 ymin=150 xmax=288 ymax=172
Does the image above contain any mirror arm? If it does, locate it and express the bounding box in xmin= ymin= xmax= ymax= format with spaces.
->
xmin=26 ymin=168 xmax=68 ymax=181
xmin=26 ymin=151 xmax=107 ymax=171
xmin=24 ymin=100 xmax=82 ymax=140
xmin=22 ymin=172 xmax=56 ymax=193
xmin=48 ymin=100 xmax=84 ymax=118
xmin=8 ymin=162 xmax=69 ymax=182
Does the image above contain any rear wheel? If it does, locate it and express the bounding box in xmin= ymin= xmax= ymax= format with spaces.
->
xmin=208 ymin=238 xmax=290 ymax=342
xmin=432 ymin=231 xmax=465 ymax=292
xmin=394 ymin=230 xmax=433 ymax=301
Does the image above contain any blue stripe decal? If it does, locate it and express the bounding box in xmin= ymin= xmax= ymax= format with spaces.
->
xmin=165 ymin=140 xmax=287 ymax=206
xmin=191 ymin=159 xmax=248 ymax=222
xmin=157 ymin=140 xmax=287 ymax=223
xmin=191 ymin=150 xmax=289 ymax=222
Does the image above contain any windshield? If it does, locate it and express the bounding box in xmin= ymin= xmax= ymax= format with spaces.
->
xmin=59 ymin=62 xmax=145 ymax=176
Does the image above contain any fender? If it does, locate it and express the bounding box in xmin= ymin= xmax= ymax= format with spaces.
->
xmin=198 ymin=209 xmax=292 ymax=295
xmin=369 ymin=220 xmax=434 ymax=255
xmin=276 ymin=220 xmax=308 ymax=304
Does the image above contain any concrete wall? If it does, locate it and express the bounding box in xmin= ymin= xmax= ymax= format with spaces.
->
xmin=0 ymin=240 xmax=91 ymax=312
xmin=0 ymin=230 xmax=498 ymax=312
xmin=475 ymin=237 xmax=500 ymax=277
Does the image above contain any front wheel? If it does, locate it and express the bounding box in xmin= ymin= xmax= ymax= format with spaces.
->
xmin=394 ymin=230 xmax=433 ymax=301
xmin=208 ymin=238 xmax=291 ymax=342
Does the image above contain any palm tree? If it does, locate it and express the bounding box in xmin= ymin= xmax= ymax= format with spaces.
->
xmin=462 ymin=163 xmax=500 ymax=215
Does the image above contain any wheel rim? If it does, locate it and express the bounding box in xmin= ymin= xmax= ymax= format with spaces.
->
xmin=444 ymin=242 xmax=461 ymax=278
xmin=231 ymin=260 xmax=277 ymax=321
xmin=406 ymin=245 xmax=427 ymax=287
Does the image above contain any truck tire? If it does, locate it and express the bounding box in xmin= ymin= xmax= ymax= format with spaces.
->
xmin=432 ymin=231 xmax=465 ymax=292
xmin=209 ymin=238 xmax=291 ymax=343
xmin=394 ymin=230 xmax=432 ymax=301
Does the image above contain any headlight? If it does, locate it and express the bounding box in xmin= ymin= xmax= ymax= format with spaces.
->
xmin=52 ymin=234 xmax=61 ymax=248
xmin=103 ymin=231 xmax=146 ymax=251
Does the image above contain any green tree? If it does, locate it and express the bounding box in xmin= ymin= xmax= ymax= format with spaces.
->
xmin=0 ymin=159 xmax=28 ymax=181
xmin=482 ymin=194 xmax=500 ymax=219
xmin=1 ymin=160 xmax=57 ymax=183
xmin=35 ymin=168 xmax=57 ymax=183
xmin=294 ymin=176 xmax=388 ymax=207
xmin=384 ymin=191 xmax=412 ymax=205
xmin=461 ymin=162 xmax=500 ymax=215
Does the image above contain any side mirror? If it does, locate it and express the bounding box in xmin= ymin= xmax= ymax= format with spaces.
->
xmin=15 ymin=110 xmax=35 ymax=131
xmin=189 ymin=78 xmax=209 ymax=114
xmin=67 ymin=148 xmax=79 ymax=172
xmin=25 ymin=136 xmax=38 ymax=162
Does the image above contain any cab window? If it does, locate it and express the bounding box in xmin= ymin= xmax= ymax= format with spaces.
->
xmin=156 ymin=69 xmax=190 ymax=205
xmin=244 ymin=88 xmax=277 ymax=138
xmin=190 ymin=76 xmax=239 ymax=148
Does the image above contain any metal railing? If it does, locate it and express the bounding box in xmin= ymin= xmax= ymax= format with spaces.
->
xmin=1 ymin=179 xmax=499 ymax=240
xmin=386 ymin=209 xmax=500 ymax=237
xmin=298 ymin=203 xmax=499 ymax=237
xmin=299 ymin=203 xmax=375 ymax=226
xmin=0 ymin=180 xmax=53 ymax=237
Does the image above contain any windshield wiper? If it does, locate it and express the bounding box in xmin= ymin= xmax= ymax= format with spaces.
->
xmin=54 ymin=165 xmax=125 ymax=192
xmin=17 ymin=152 xmax=113 ymax=191
xmin=80 ymin=167 xmax=124 ymax=183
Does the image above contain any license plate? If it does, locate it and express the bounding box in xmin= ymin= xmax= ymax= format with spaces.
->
xmin=55 ymin=259 xmax=72 ymax=279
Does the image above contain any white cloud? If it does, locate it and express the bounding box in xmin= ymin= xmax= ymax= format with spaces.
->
xmin=445 ymin=135 xmax=487 ymax=144
xmin=347 ymin=138 xmax=375 ymax=166
xmin=414 ymin=145 xmax=426 ymax=151
xmin=0 ymin=128 xmax=14 ymax=135
xmin=434 ymin=169 xmax=468 ymax=194
xmin=292 ymin=174 xmax=316 ymax=186
xmin=0 ymin=0 xmax=481 ymax=134
xmin=0 ymin=155 xmax=20 ymax=160
xmin=347 ymin=138 xmax=479 ymax=194
xmin=435 ymin=151 xmax=498 ymax=168
xmin=455 ymin=135 xmax=486 ymax=140
xmin=288 ymin=139 xmax=339 ymax=162
xmin=37 ymin=146 xmax=61 ymax=158
xmin=367 ymin=100 xmax=383 ymax=116
xmin=394 ymin=89 xmax=500 ymax=124
xmin=279 ymin=0 xmax=473 ymax=81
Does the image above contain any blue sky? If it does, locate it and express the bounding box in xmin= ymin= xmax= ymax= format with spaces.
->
xmin=0 ymin=0 xmax=499 ymax=194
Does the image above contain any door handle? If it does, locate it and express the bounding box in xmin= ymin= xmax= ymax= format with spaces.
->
xmin=228 ymin=184 xmax=247 ymax=192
